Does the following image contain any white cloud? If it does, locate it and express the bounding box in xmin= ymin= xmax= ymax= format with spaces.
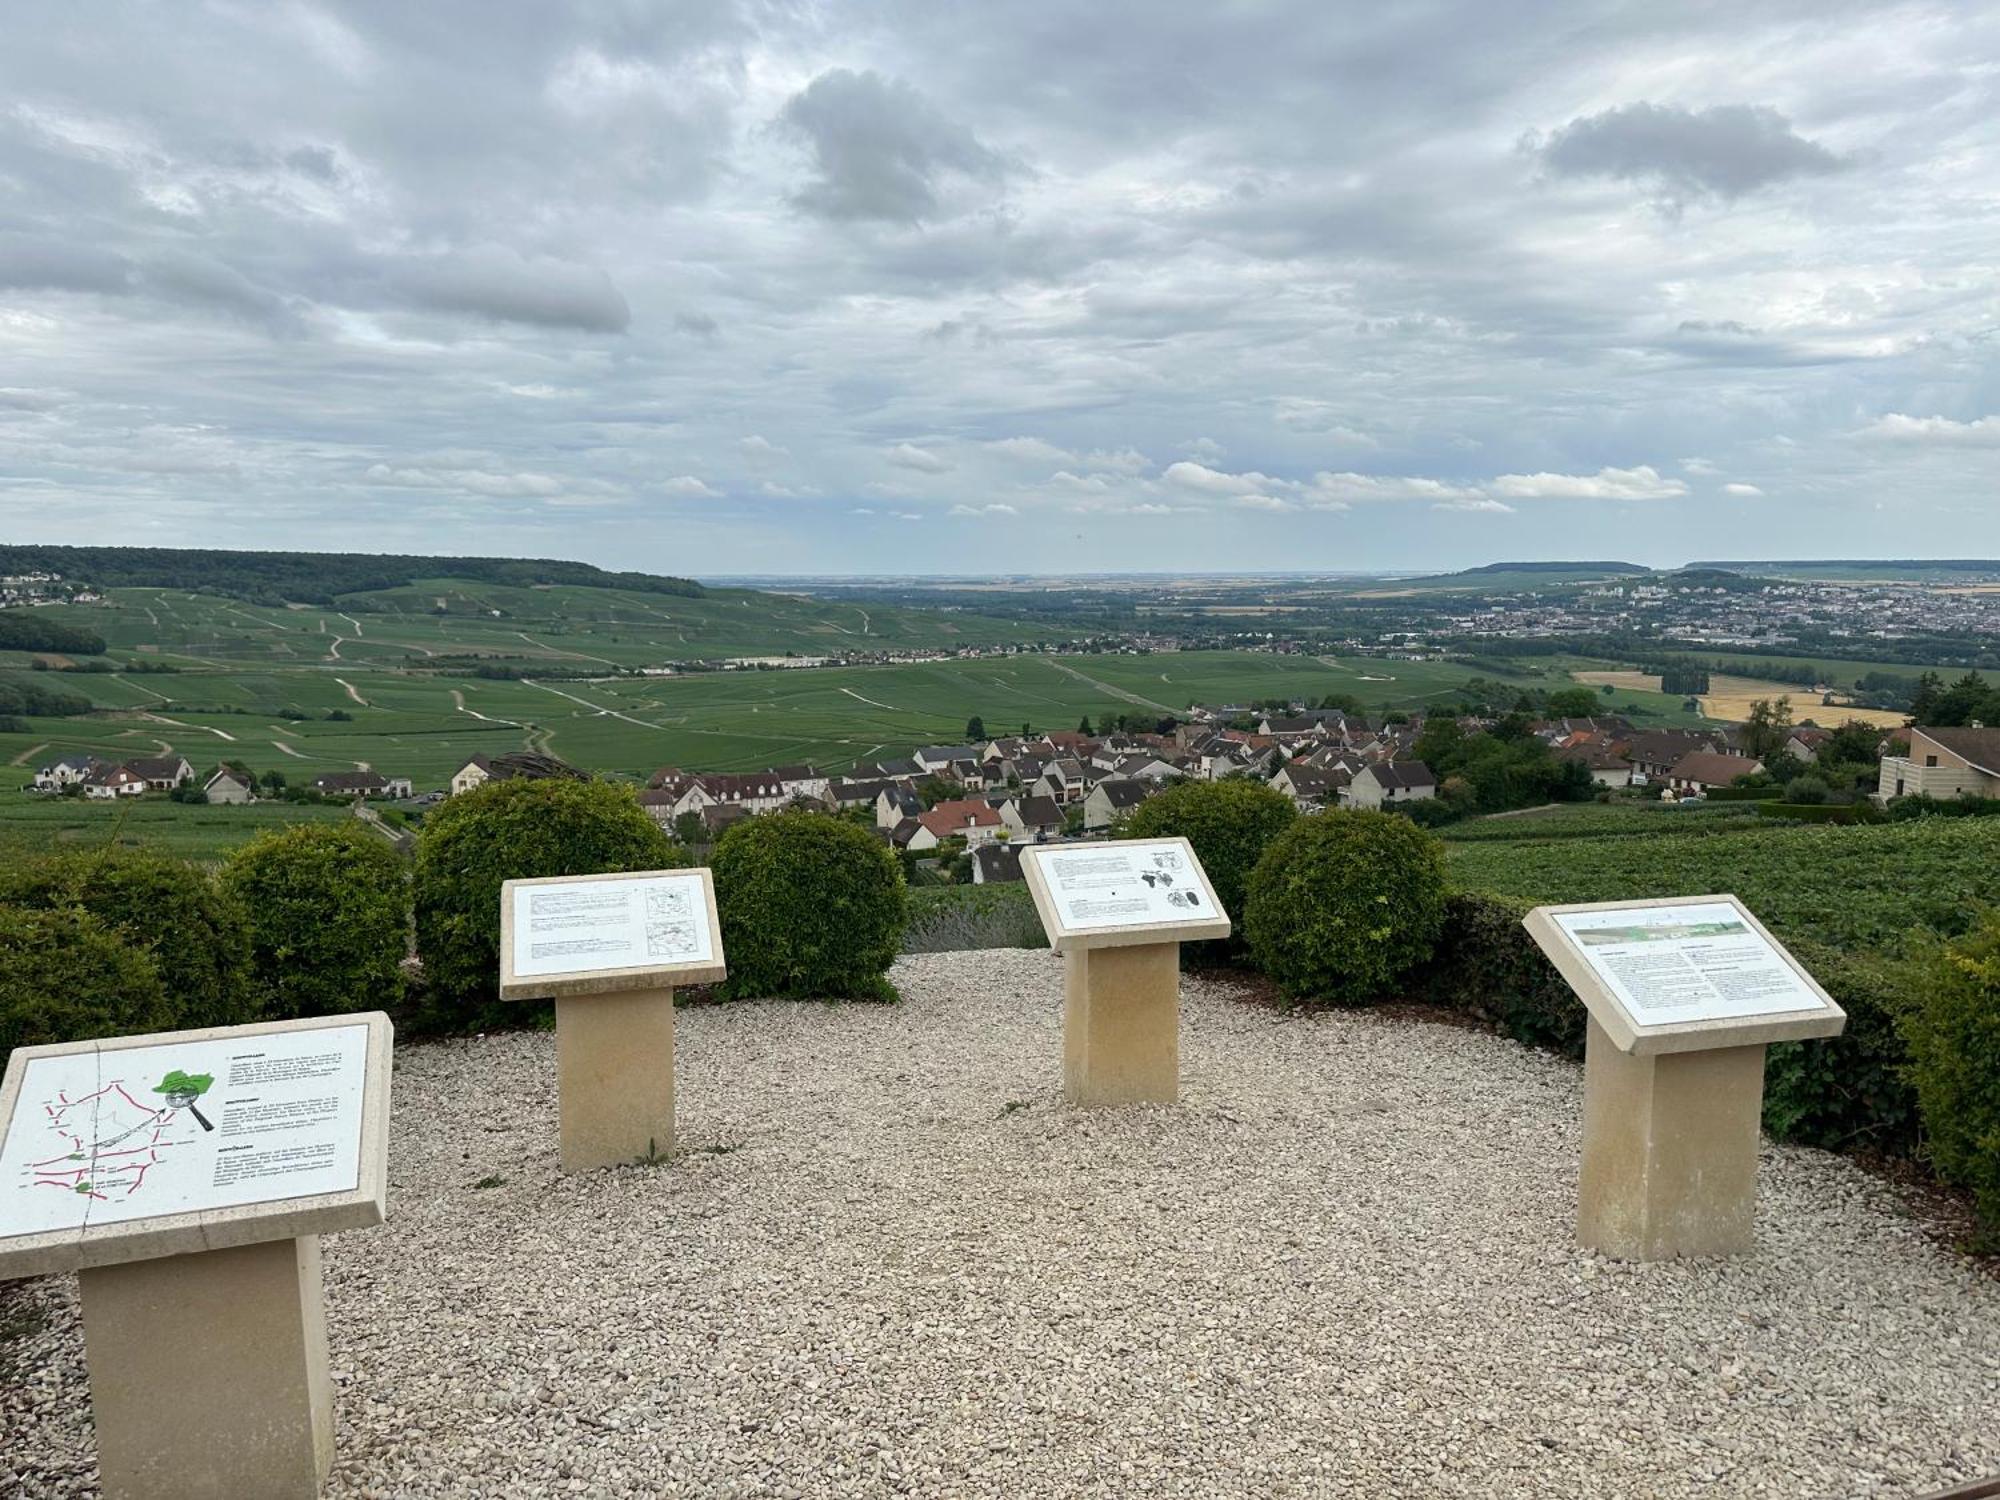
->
xmin=885 ymin=442 xmax=953 ymax=473
xmin=1861 ymin=413 xmax=2000 ymax=446
xmin=1722 ymin=482 xmax=1764 ymax=497
xmin=740 ymin=435 xmax=788 ymax=459
xmin=1489 ymin=465 xmax=1687 ymax=501
xmin=1164 ymin=460 xmax=1275 ymax=496
xmin=986 ymin=436 xmax=1072 ymax=464
xmin=1437 ymin=495 xmax=1516 ymax=514
xmin=660 ymin=475 xmax=720 ymax=498
xmin=949 ymin=502 xmax=1018 ymax=516
xmin=1310 ymin=471 xmax=1487 ymax=505
xmin=1179 ymin=437 xmax=1226 ymax=462
xmin=1235 ymin=494 xmax=1294 ymax=511
xmin=1681 ymin=457 xmax=1719 ymax=476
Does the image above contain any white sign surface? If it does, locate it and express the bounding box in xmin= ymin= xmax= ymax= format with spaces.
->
xmin=1 ymin=1023 xmax=369 ymax=1239
xmin=1034 ymin=840 xmax=1214 ymax=931
xmin=510 ymin=871 xmax=713 ymax=979
xmin=1552 ymin=902 xmax=1829 ymax=1028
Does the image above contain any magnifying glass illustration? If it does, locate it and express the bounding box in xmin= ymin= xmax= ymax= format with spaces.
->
xmin=153 ymin=1069 xmax=216 ymax=1132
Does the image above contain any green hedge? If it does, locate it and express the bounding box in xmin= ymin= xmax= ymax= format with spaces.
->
xmin=0 ymin=849 xmax=256 ymax=1031
xmin=1417 ymin=894 xmax=1921 ymax=1156
xmin=1702 ymin=786 xmax=1782 ymax=802
xmin=221 ymin=823 xmax=410 ymax=1021
xmin=711 ymin=811 xmax=907 ymax=1001
xmin=413 ymin=779 xmax=678 ymax=1027
xmin=1762 ymin=939 xmax=1918 ymax=1154
xmin=1754 ymin=801 xmax=1883 ymax=824
xmin=1899 ymin=919 xmax=2000 ymax=1247
xmin=1414 ymin=892 xmax=1585 ymax=1057
xmin=1119 ymin=779 xmax=1296 ymax=959
xmin=0 ymin=906 xmax=172 ymax=1059
xmin=1244 ymin=810 xmax=1448 ymax=1004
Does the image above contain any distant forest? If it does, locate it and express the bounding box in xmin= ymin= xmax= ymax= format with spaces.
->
xmin=0 ymin=545 xmax=707 ymax=607
xmin=0 ymin=612 xmax=107 ymax=655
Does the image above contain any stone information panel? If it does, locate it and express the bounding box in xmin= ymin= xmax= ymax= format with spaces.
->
xmin=1 ymin=1022 xmax=369 ymax=1239
xmin=510 ymin=871 xmax=714 ymax=979
xmin=1551 ymin=901 xmax=1830 ymax=1030
xmin=1032 ymin=840 xmax=1214 ymax=931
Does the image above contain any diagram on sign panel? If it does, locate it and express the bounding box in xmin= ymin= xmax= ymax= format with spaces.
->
xmin=644 ymin=883 xmax=699 ymax=961
xmin=18 ymin=1071 xmax=214 ymax=1203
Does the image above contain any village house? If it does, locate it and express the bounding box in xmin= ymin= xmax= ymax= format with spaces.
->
xmin=83 ymin=765 xmax=147 ymax=798
xmin=32 ymin=753 xmax=102 ymax=791
xmin=124 ymin=755 xmax=193 ymax=792
xmin=1665 ymin=751 xmax=1764 ymax=797
xmin=1082 ymin=777 xmax=1151 ymax=831
xmin=904 ymin=798 xmax=1003 ymax=851
xmin=1877 ymin=726 xmax=2000 ymax=802
xmin=1271 ymin=762 xmax=1348 ymax=810
xmin=875 ymin=784 xmax=922 ymax=830
xmin=201 ymin=767 xmax=255 ymax=804
xmin=312 ymin=770 xmax=413 ymax=800
xmin=913 ymin=745 xmax=982 ymax=774
xmin=769 ymin=764 xmax=830 ymax=802
xmin=969 ymin=842 xmax=1024 ymax=884
xmin=1555 ymin=744 xmax=1635 ymax=788
xmin=450 ymin=751 xmax=585 ymax=795
xmin=1346 ymin=760 xmax=1438 ymax=811
xmin=1624 ymin=730 xmax=1728 ymax=785
xmin=999 ymin=793 xmax=1065 ymax=841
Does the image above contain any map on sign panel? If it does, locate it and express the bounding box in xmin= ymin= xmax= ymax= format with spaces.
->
xmin=1 ymin=1023 xmax=370 ymax=1239
xmin=1033 ymin=840 xmax=1214 ymax=932
xmin=1552 ymin=902 xmax=1829 ymax=1029
xmin=510 ymin=872 xmax=713 ymax=979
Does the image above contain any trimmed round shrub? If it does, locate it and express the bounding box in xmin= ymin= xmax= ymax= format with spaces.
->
xmin=710 ymin=810 xmax=907 ymax=1001
xmin=222 ymin=822 xmax=410 ymax=1021
xmin=1 ymin=905 xmax=172 ymax=1058
xmin=414 ymin=778 xmax=679 ymax=1023
xmin=0 ymin=848 xmax=256 ymax=1030
xmin=1242 ymin=809 xmax=1449 ymax=1003
xmin=1119 ymin=778 xmax=1296 ymax=954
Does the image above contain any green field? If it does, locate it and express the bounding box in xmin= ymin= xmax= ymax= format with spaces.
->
xmin=1446 ymin=815 xmax=2000 ymax=954
xmin=0 ymin=796 xmax=354 ymax=862
xmin=1436 ymin=801 xmax=1768 ymax=842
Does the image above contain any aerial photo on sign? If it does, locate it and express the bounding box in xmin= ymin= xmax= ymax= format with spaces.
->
xmin=1031 ymin=840 xmax=1214 ymax=933
xmin=509 ymin=872 xmax=714 ymax=980
xmin=0 ymin=1022 xmax=370 ymax=1239
xmin=1552 ymin=902 xmax=1830 ymax=1030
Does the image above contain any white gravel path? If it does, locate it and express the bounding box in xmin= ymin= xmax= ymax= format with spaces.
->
xmin=4 ymin=949 xmax=1998 ymax=1498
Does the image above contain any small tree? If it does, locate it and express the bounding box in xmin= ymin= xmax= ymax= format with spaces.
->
xmin=260 ymin=768 xmax=287 ymax=793
xmin=413 ymin=778 xmax=678 ymax=1023
xmin=0 ymin=906 xmax=171 ymax=1056
xmin=710 ymin=811 xmax=908 ymax=1001
xmin=1743 ymin=697 xmax=1795 ymax=761
xmin=1078 ymin=716 xmax=1094 ymax=736
xmin=672 ymin=811 xmax=705 ymax=845
xmin=965 ymin=715 xmax=986 ymax=743
xmin=222 ymin=823 xmax=410 ymax=1021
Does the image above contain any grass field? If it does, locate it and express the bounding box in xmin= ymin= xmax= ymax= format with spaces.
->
xmin=1436 ymin=801 xmax=1769 ymax=841
xmin=0 ymin=796 xmax=354 ymax=862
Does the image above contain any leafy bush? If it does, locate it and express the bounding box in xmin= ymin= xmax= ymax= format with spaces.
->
xmin=1243 ymin=810 xmax=1449 ymax=1003
xmin=413 ymin=778 xmax=677 ymax=1023
xmin=1898 ymin=918 xmax=2000 ymax=1246
xmin=1119 ymin=779 xmax=1296 ymax=956
xmin=1415 ymin=892 xmax=1585 ymax=1057
xmin=0 ymin=906 xmax=171 ymax=1058
xmin=711 ymin=811 xmax=907 ymax=1001
xmin=1752 ymin=801 xmax=1880 ymax=825
xmin=222 ymin=823 xmax=409 ymax=1021
xmin=1784 ymin=774 xmax=1830 ymax=805
xmin=0 ymin=849 xmax=256 ymax=1031
xmin=1762 ymin=939 xmax=1918 ymax=1154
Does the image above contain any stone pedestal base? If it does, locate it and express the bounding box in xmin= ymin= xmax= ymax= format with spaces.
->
xmin=1577 ymin=1017 xmax=1767 ymax=1260
xmin=1063 ymin=941 xmax=1180 ymax=1107
xmin=555 ymin=985 xmax=676 ymax=1172
xmin=79 ymin=1235 xmax=333 ymax=1500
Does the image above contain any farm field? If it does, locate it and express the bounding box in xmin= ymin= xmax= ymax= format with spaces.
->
xmin=1436 ymin=801 xmax=1769 ymax=842
xmin=0 ymin=796 xmax=352 ymax=862
xmin=1445 ymin=815 xmax=2000 ymax=955
xmin=1570 ymin=668 xmax=1909 ymax=730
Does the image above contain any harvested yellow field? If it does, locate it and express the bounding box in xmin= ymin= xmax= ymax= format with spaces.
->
xmin=1572 ymin=669 xmax=1659 ymax=692
xmin=1698 ymin=675 xmax=1909 ymax=729
xmin=1571 ymin=669 xmax=1908 ymax=728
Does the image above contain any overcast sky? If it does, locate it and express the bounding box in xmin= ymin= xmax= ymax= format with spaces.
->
xmin=2 ymin=2 xmax=1996 ymax=577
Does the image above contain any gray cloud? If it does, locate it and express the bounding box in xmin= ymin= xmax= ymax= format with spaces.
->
xmin=387 ymin=248 xmax=631 ymax=333
xmin=0 ymin=236 xmax=133 ymax=294
xmin=1537 ymin=102 xmax=1849 ymax=203
xmin=779 ymin=69 xmax=1010 ymax=223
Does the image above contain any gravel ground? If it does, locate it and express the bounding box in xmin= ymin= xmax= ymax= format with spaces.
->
xmin=5 ymin=948 xmax=1998 ymax=1498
